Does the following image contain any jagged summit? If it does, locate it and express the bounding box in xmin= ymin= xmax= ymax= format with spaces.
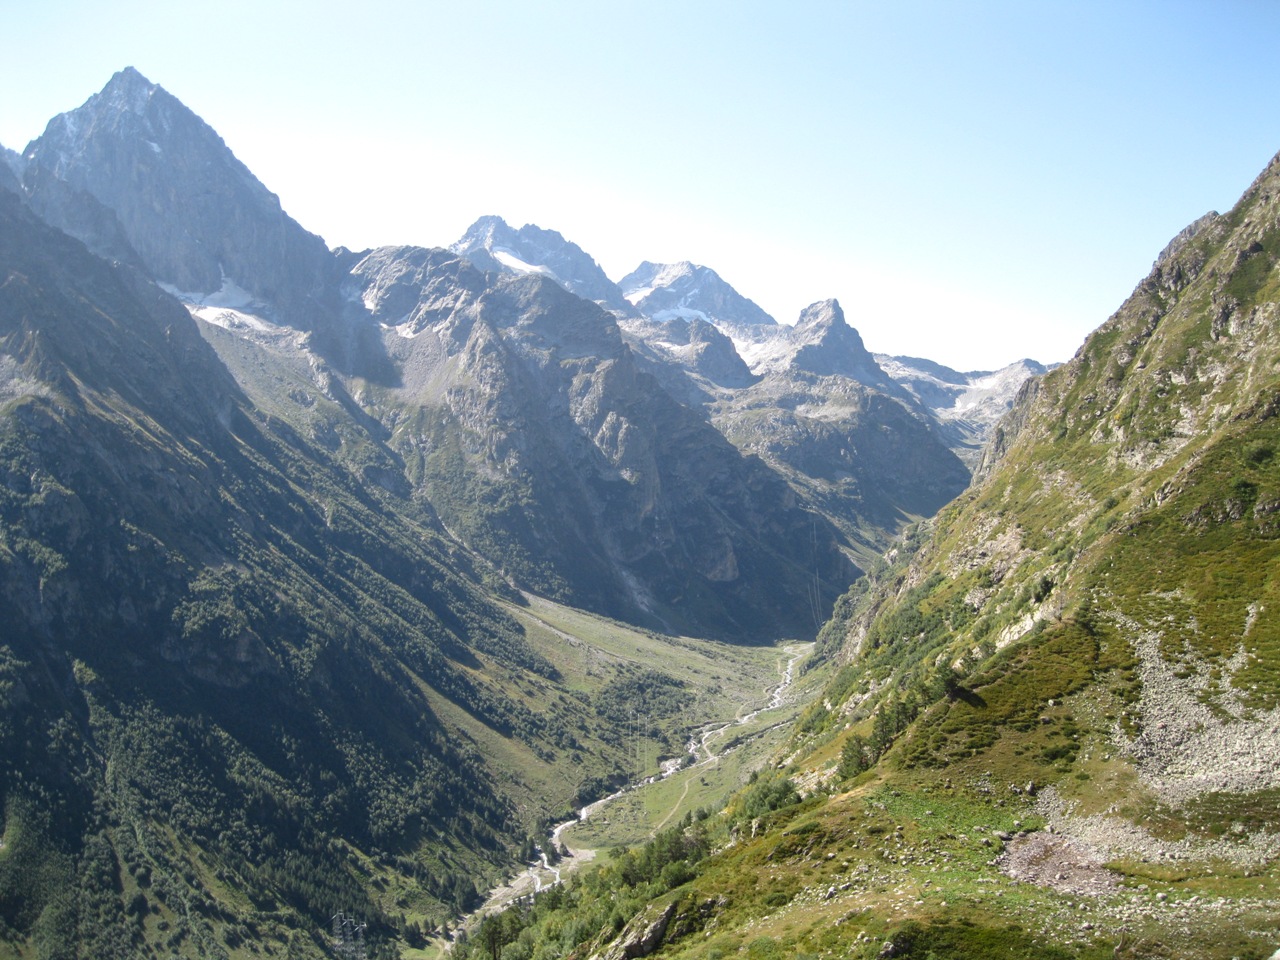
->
xmin=97 ymin=65 xmax=159 ymax=116
xmin=451 ymin=214 xmax=632 ymax=313
xmin=20 ymin=67 xmax=331 ymax=320
xmin=794 ymin=298 xmax=847 ymax=332
xmin=28 ymin=67 xmax=179 ymax=178
xmin=619 ymin=259 xmax=776 ymax=329
xmin=757 ymin=298 xmax=899 ymax=391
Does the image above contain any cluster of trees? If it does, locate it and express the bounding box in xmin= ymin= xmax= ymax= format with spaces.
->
xmin=839 ymin=663 xmax=966 ymax=777
xmin=593 ymin=667 xmax=690 ymax=745
xmin=731 ymin=771 xmax=801 ymax=825
xmin=0 ymin=632 xmax=520 ymax=956
xmin=456 ymin=806 xmax=721 ymax=960
xmin=453 ymin=775 xmax=813 ymax=960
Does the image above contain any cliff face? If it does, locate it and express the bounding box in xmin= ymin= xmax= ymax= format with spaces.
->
xmin=345 ymin=246 xmax=855 ymax=639
xmin=21 ymin=68 xmax=333 ymax=324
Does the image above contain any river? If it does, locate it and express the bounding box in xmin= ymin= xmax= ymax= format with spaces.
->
xmin=455 ymin=642 xmax=809 ymax=935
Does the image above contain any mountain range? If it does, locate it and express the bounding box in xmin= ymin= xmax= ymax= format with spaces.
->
xmin=450 ymin=149 xmax=1280 ymax=960
xmin=6 ymin=65 xmax=1245 ymax=960
xmin=0 ymin=67 xmax=997 ymax=957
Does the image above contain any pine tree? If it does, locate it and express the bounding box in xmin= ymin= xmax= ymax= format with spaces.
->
xmin=839 ymin=734 xmax=868 ymax=777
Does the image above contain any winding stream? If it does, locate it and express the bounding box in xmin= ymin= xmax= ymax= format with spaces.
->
xmin=458 ymin=643 xmax=808 ymax=931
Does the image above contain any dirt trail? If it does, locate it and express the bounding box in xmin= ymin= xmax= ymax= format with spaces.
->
xmin=652 ymin=777 xmax=692 ymax=834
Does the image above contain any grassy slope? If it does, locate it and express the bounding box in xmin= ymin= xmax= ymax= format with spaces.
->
xmin=461 ymin=154 xmax=1280 ymax=960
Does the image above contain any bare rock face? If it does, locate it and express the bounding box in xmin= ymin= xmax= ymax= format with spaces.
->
xmin=344 ymin=250 xmax=856 ymax=640
xmin=589 ymin=901 xmax=676 ymax=960
xmin=785 ymin=300 xmax=900 ymax=392
xmin=14 ymin=160 xmax=144 ymax=268
xmin=620 ymin=315 xmax=757 ymax=390
xmin=711 ymin=369 xmax=971 ymax=544
xmin=452 ymin=214 xmax=634 ymax=315
xmin=619 ymin=286 xmax=973 ymax=560
xmin=619 ymin=260 xmax=777 ymax=330
xmin=21 ymin=68 xmax=332 ymax=326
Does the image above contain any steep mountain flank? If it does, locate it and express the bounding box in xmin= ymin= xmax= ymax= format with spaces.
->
xmin=761 ymin=152 xmax=1280 ymax=955
xmin=342 ymin=245 xmax=854 ymax=639
xmin=21 ymin=68 xmax=332 ymax=323
xmin=472 ymin=235 xmax=972 ymax=555
xmin=710 ymin=369 xmax=970 ymax=559
xmin=706 ymin=301 xmax=970 ymax=559
xmin=0 ymin=191 xmax=547 ymax=952
xmin=469 ymin=152 xmax=1280 ymax=960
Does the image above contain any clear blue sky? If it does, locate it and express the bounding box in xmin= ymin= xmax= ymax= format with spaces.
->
xmin=3 ymin=1 xmax=1279 ymax=369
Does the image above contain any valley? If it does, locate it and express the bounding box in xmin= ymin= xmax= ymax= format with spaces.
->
xmin=2 ymin=65 xmax=1279 ymax=960
xmin=455 ymin=625 xmax=818 ymax=948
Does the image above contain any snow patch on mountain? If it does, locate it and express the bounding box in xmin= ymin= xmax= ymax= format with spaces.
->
xmin=388 ymin=320 xmax=426 ymax=339
xmin=160 ymin=276 xmax=281 ymax=337
xmin=492 ymin=247 xmax=563 ymax=283
xmin=876 ymin=355 xmax=1048 ymax=425
xmin=621 ymin=262 xmax=698 ymax=306
xmin=650 ymin=306 xmax=710 ymax=323
xmin=190 ymin=304 xmax=279 ymax=334
xmin=728 ymin=327 xmax=795 ymax=373
xmin=620 ymin=260 xmax=775 ymax=330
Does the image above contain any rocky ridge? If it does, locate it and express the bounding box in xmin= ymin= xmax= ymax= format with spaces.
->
xmin=451 ymin=214 xmax=634 ymax=315
xmin=618 ymin=259 xmax=776 ymax=330
xmin=21 ymin=68 xmax=335 ymax=329
xmin=876 ymin=355 xmax=1053 ymax=467
xmin=449 ymin=217 xmax=1044 ymax=463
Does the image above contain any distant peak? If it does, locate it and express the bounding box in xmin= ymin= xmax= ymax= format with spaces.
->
xmin=470 ymin=213 xmax=509 ymax=231
xmin=455 ymin=215 xmax=575 ymax=250
xmin=796 ymin=299 xmax=844 ymax=329
xmin=653 ymin=261 xmax=698 ymax=281
xmin=115 ymin=65 xmax=152 ymax=84
xmin=620 ymin=261 xmax=699 ymax=291
xmin=101 ymin=66 xmax=161 ymax=113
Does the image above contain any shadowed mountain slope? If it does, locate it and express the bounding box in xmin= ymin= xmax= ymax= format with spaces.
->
xmin=14 ymin=71 xmax=871 ymax=642
xmin=340 ymin=245 xmax=856 ymax=639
